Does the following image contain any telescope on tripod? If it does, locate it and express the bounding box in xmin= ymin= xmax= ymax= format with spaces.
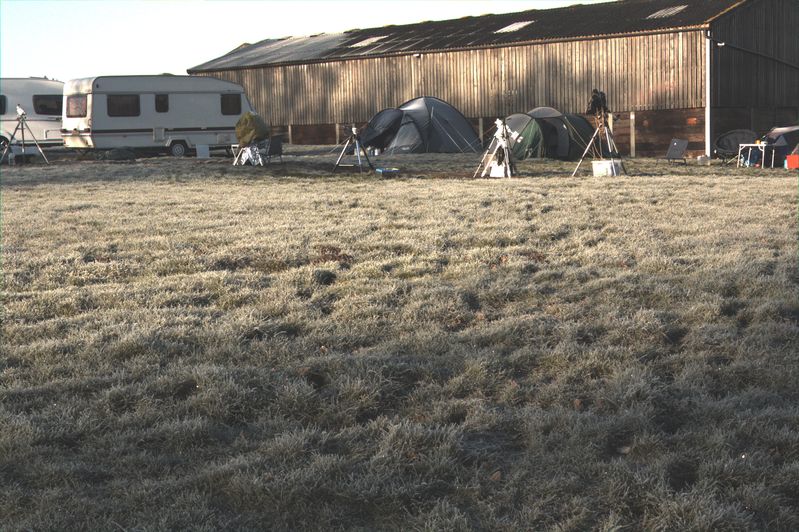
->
xmin=1 ymin=105 xmax=50 ymax=165
xmin=333 ymin=125 xmax=374 ymax=173
xmin=571 ymin=89 xmax=624 ymax=177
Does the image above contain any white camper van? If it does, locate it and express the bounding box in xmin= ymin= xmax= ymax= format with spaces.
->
xmin=1 ymin=78 xmax=64 ymax=149
xmin=61 ymin=75 xmax=253 ymax=156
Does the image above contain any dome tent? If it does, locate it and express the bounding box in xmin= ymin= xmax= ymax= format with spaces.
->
xmin=360 ymin=96 xmax=481 ymax=154
xmin=359 ymin=108 xmax=403 ymax=149
xmin=505 ymin=107 xmax=597 ymax=161
xmin=528 ymin=107 xmax=571 ymax=159
xmin=504 ymin=113 xmax=544 ymax=160
xmin=563 ymin=114 xmax=597 ymax=159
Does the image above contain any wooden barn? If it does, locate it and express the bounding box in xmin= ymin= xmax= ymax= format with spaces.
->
xmin=188 ymin=0 xmax=799 ymax=156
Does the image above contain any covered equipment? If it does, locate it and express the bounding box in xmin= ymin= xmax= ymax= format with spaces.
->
xmin=235 ymin=112 xmax=270 ymax=145
xmin=360 ymin=96 xmax=480 ymax=154
xmin=713 ymin=129 xmax=757 ymax=163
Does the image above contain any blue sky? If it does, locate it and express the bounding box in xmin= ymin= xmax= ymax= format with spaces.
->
xmin=1 ymin=0 xmax=612 ymax=82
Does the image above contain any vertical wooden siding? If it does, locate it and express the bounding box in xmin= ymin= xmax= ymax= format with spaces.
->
xmin=711 ymin=0 xmax=799 ymax=108
xmin=195 ymin=31 xmax=706 ymax=126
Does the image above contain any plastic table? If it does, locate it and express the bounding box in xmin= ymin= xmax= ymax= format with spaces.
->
xmin=737 ymin=143 xmax=776 ymax=168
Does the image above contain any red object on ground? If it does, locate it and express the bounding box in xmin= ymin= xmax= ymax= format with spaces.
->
xmin=787 ymin=154 xmax=799 ymax=169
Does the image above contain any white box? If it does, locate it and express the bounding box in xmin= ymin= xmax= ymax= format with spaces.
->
xmin=591 ymin=159 xmax=622 ymax=176
xmin=195 ymin=144 xmax=210 ymax=158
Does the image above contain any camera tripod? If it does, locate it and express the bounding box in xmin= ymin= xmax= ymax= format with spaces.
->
xmin=1 ymin=112 xmax=50 ymax=165
xmin=333 ymin=126 xmax=373 ymax=173
xmin=571 ymin=111 xmax=624 ymax=177
xmin=474 ymin=118 xmax=517 ymax=178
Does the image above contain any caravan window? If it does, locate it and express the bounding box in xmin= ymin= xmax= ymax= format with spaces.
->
xmin=221 ymin=94 xmax=241 ymax=115
xmin=0 ymin=95 xmax=6 ymax=115
xmin=107 ymin=94 xmax=140 ymax=117
xmin=66 ymin=95 xmax=87 ymax=117
xmin=155 ymin=94 xmax=169 ymax=113
xmin=33 ymin=95 xmax=63 ymax=116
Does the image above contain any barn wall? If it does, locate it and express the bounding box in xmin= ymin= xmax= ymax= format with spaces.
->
xmin=711 ymin=0 xmax=799 ymax=109
xmin=612 ymin=108 xmax=706 ymax=157
xmin=710 ymin=0 xmax=799 ymax=137
xmin=194 ymin=30 xmax=707 ymax=129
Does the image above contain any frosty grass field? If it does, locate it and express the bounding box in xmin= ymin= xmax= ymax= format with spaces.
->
xmin=2 ymin=148 xmax=798 ymax=530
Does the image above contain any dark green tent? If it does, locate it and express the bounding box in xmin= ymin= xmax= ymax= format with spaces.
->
xmin=505 ymin=108 xmax=598 ymax=161
xmin=505 ymin=113 xmax=544 ymax=160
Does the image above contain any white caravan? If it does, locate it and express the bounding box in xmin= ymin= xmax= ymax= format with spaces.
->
xmin=1 ymin=78 xmax=64 ymax=149
xmin=61 ymin=75 xmax=253 ymax=156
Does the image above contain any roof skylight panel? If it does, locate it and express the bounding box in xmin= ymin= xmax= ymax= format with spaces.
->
xmin=350 ymin=35 xmax=387 ymax=47
xmin=646 ymin=5 xmax=688 ymax=19
xmin=494 ymin=21 xmax=535 ymax=34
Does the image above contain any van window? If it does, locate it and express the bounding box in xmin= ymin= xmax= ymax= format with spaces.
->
xmin=221 ymin=94 xmax=241 ymax=115
xmin=107 ymin=94 xmax=140 ymax=117
xmin=33 ymin=95 xmax=63 ymax=116
xmin=0 ymin=95 xmax=6 ymax=115
xmin=155 ymin=94 xmax=169 ymax=113
xmin=66 ymin=95 xmax=87 ymax=117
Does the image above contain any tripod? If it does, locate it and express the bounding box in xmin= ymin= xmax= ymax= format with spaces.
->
xmin=333 ymin=126 xmax=373 ymax=173
xmin=571 ymin=111 xmax=623 ymax=177
xmin=1 ymin=111 xmax=50 ymax=165
xmin=474 ymin=118 xmax=517 ymax=178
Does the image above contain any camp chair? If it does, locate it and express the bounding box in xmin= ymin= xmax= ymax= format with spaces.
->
xmin=232 ymin=143 xmax=264 ymax=166
xmin=713 ymin=129 xmax=757 ymax=164
xmin=264 ymin=137 xmax=283 ymax=163
xmin=232 ymin=137 xmax=283 ymax=166
xmin=662 ymin=139 xmax=689 ymax=164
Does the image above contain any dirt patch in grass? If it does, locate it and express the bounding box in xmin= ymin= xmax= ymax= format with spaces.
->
xmin=1 ymin=150 xmax=798 ymax=529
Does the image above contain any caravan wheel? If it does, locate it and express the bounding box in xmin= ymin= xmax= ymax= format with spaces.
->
xmin=169 ymin=141 xmax=188 ymax=157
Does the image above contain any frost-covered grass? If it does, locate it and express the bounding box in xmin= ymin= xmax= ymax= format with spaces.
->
xmin=2 ymin=153 xmax=798 ymax=530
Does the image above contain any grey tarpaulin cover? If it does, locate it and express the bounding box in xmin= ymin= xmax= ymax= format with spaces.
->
xmin=235 ymin=112 xmax=270 ymax=145
xmin=764 ymin=125 xmax=799 ymax=165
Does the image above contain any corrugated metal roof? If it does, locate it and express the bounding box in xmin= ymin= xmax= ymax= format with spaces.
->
xmin=188 ymin=0 xmax=746 ymax=72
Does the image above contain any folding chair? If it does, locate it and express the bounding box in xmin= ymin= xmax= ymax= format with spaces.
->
xmin=232 ymin=143 xmax=264 ymax=166
xmin=662 ymin=139 xmax=689 ymax=164
xmin=264 ymin=137 xmax=283 ymax=163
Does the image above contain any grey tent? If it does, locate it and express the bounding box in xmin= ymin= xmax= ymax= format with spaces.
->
xmin=529 ymin=107 xmax=571 ymax=158
xmin=361 ymin=96 xmax=481 ymax=154
xmin=563 ymin=114 xmax=597 ymax=159
xmin=359 ymin=108 xmax=403 ymax=149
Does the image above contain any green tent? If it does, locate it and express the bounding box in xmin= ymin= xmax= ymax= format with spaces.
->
xmin=505 ymin=113 xmax=544 ymax=160
xmin=504 ymin=108 xmax=598 ymax=161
